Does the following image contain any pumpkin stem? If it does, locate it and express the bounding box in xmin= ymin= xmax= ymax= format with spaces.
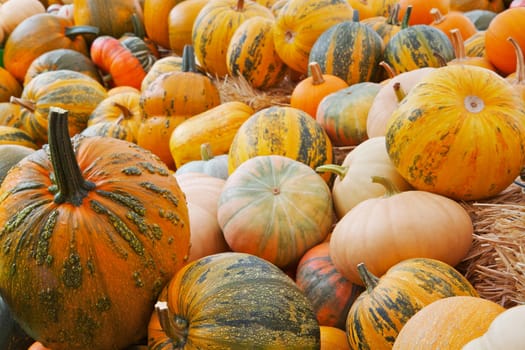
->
xmin=379 ymin=61 xmax=397 ymax=79
xmin=450 ymin=28 xmax=466 ymax=60
xmin=130 ymin=12 xmax=146 ymax=39
xmin=47 ymin=107 xmax=95 ymax=206
xmin=387 ymin=3 xmax=401 ymax=25
xmin=112 ymin=102 xmax=134 ymax=120
xmin=182 ymin=45 xmax=198 ymax=73
xmin=236 ymin=0 xmax=244 ymax=11
xmin=508 ymin=37 xmax=525 ymax=84
xmin=430 ymin=8 xmax=445 ymax=24
xmin=315 ymin=164 xmax=349 ymax=179
xmin=357 ymin=262 xmax=379 ymax=293
xmin=393 ymin=82 xmax=406 ymax=102
xmin=200 ymin=143 xmax=215 ymax=161
xmin=155 ymin=301 xmax=188 ymax=346
xmin=309 ymin=62 xmax=325 ymax=85
xmin=64 ymin=25 xmax=100 ymax=39
xmin=401 ymin=5 xmax=412 ymax=29
xmin=371 ymin=175 xmax=400 ymax=197
xmin=9 ymin=96 xmax=36 ymax=113
xmin=352 ymin=10 xmax=360 ymax=22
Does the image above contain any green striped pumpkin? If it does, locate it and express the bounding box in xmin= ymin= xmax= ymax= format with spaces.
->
xmin=227 ymin=106 xmax=333 ymax=182
xmin=464 ymin=30 xmax=486 ymax=58
xmin=226 ymin=16 xmax=288 ymax=89
xmin=0 ymin=125 xmax=37 ymax=149
xmin=346 ymin=258 xmax=479 ymax=350
xmin=151 ymin=252 xmax=320 ymax=349
xmin=308 ymin=19 xmax=384 ymax=85
xmin=383 ymin=24 xmax=455 ymax=74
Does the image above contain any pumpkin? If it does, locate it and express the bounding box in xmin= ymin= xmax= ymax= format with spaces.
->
xmin=347 ymin=258 xmax=479 ymax=350
xmin=227 ymin=106 xmax=334 ymax=182
xmin=272 ymin=0 xmax=354 ymax=74
xmin=226 ymin=16 xmax=288 ymax=90
xmin=140 ymin=55 xmax=205 ymax=91
xmin=385 ymin=64 xmax=525 ymax=200
xmin=80 ymin=120 xmax=135 ymax=143
xmin=24 ymin=48 xmax=103 ymax=85
xmin=73 ymin=0 xmax=144 ymax=38
xmin=0 ymin=295 xmax=34 ymax=350
xmin=462 ymin=304 xmax=525 ymax=350
xmin=119 ymin=34 xmax=158 ymax=74
xmin=485 ymin=7 xmax=525 ymax=75
xmin=463 ymin=9 xmax=497 ymax=30
xmin=168 ymin=0 xmax=208 ymax=56
xmin=320 ymin=326 xmax=350 ymax=350
xmin=383 ymin=23 xmax=455 ymax=74
xmin=0 ymin=107 xmax=190 ymax=349
xmin=464 ymin=30 xmax=487 ymax=57
xmin=0 ymin=103 xmax=23 ymax=128
xmin=308 ymin=15 xmax=385 ymax=86
xmin=107 ymin=86 xmax=141 ymax=96
xmin=174 ymin=172 xmax=229 ymax=262
xmin=0 ymin=67 xmax=21 ymax=103
xmin=447 ymin=28 xmax=495 ymax=70
xmin=316 ymin=137 xmax=412 ymax=219
xmin=0 ymin=0 xmax=46 ymax=37
xmin=0 ymin=144 xmax=35 ymax=184
xmin=0 ymin=125 xmax=38 ymax=149
xmin=143 ymin=0 xmax=180 ymax=49
xmin=429 ymin=8 xmax=477 ymax=41
xmin=347 ymin=0 xmax=398 ymax=19
xmin=316 ymin=82 xmax=381 ymax=147
xmin=295 ymin=241 xmax=364 ymax=330
xmin=169 ymin=101 xmax=254 ymax=169
xmin=397 ymin=0 xmax=451 ymax=25
xmin=192 ymin=0 xmax=274 ymax=77
xmin=392 ymin=296 xmax=506 ymax=349
xmin=140 ymin=45 xmax=221 ymax=118
xmin=149 ymin=252 xmax=320 ymax=349
xmin=10 ymin=69 xmax=107 ymax=147
xmin=361 ymin=3 xmax=403 ymax=45
xmin=218 ymin=155 xmax=334 ymax=268
xmin=330 ymin=176 xmax=473 ymax=286
xmin=174 ymin=143 xmax=229 ymax=180
xmin=2 ymin=13 xmax=98 ymax=82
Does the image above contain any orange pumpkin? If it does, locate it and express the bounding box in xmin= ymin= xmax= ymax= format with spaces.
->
xmin=0 ymin=67 xmax=21 ymax=103
xmin=168 ymin=0 xmax=208 ymax=56
xmin=143 ymin=0 xmax=180 ymax=49
xmin=447 ymin=28 xmax=495 ymax=70
xmin=397 ymin=0 xmax=451 ymax=25
xmin=429 ymin=8 xmax=477 ymax=41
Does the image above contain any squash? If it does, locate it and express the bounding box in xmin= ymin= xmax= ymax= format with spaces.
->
xmin=218 ymin=155 xmax=334 ymax=268
xmin=73 ymin=0 xmax=144 ymax=38
xmin=462 ymin=304 xmax=525 ymax=350
xmin=330 ymin=176 xmax=473 ymax=286
xmin=168 ymin=0 xmax=209 ymax=56
xmin=226 ymin=16 xmax=288 ymax=90
xmin=169 ymin=101 xmax=254 ymax=169
xmin=385 ymin=64 xmax=525 ymax=201
xmin=143 ymin=0 xmax=180 ymax=49
xmin=0 ymin=67 xmax=21 ymax=103
xmin=347 ymin=258 xmax=479 ymax=350
xmin=316 ymin=82 xmax=381 ymax=147
xmin=192 ymin=0 xmax=274 ymax=77
xmin=295 ymin=241 xmax=364 ymax=330
xmin=227 ymin=106 xmax=334 ymax=182
xmin=316 ymin=137 xmax=412 ymax=219
xmin=0 ymin=107 xmax=190 ymax=349
xmin=174 ymin=172 xmax=229 ymax=262
xmin=272 ymin=0 xmax=354 ymax=74
xmin=0 ymin=0 xmax=46 ymax=38
xmin=308 ymin=15 xmax=385 ymax=86
xmin=174 ymin=143 xmax=229 ymax=180
xmin=392 ymin=296 xmax=506 ymax=349
xmin=2 ymin=13 xmax=98 ymax=82
xmin=150 ymin=252 xmax=320 ymax=349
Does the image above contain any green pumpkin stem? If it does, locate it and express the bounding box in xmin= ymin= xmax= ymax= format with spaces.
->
xmin=130 ymin=12 xmax=146 ymax=39
xmin=371 ymin=175 xmax=401 ymax=197
xmin=182 ymin=45 xmax=198 ymax=73
xmin=9 ymin=96 xmax=35 ymax=113
xmin=315 ymin=164 xmax=348 ymax=179
xmin=352 ymin=9 xmax=360 ymax=22
xmin=357 ymin=262 xmax=379 ymax=293
xmin=387 ymin=3 xmax=401 ymax=25
xmin=200 ymin=143 xmax=215 ymax=161
xmin=401 ymin=5 xmax=412 ymax=29
xmin=393 ymin=82 xmax=406 ymax=102
xmin=48 ymin=107 xmax=95 ymax=206
xmin=155 ymin=301 xmax=188 ymax=346
xmin=508 ymin=37 xmax=525 ymax=84
xmin=65 ymin=25 xmax=100 ymax=39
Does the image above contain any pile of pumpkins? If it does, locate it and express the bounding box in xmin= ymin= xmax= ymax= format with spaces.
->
xmin=1 ymin=0 xmax=525 ymax=349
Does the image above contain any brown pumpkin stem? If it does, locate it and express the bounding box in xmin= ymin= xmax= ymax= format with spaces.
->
xmin=393 ymin=82 xmax=406 ymax=102
xmin=9 ymin=96 xmax=36 ymax=113
xmin=450 ymin=28 xmax=466 ymax=60
xmin=155 ymin=301 xmax=188 ymax=346
xmin=112 ymin=102 xmax=133 ymax=120
xmin=380 ymin=61 xmax=397 ymax=79
xmin=65 ymin=25 xmax=100 ymax=39
xmin=430 ymin=8 xmax=445 ymax=24
xmin=371 ymin=175 xmax=401 ymax=197
xmin=236 ymin=0 xmax=244 ymax=11
xmin=401 ymin=5 xmax=413 ymax=29
xmin=387 ymin=3 xmax=401 ymax=25
xmin=200 ymin=143 xmax=215 ymax=161
xmin=315 ymin=164 xmax=348 ymax=179
xmin=508 ymin=37 xmax=525 ymax=84
xmin=309 ymin=62 xmax=325 ymax=86
xmin=357 ymin=262 xmax=379 ymax=293
xmin=47 ymin=107 xmax=95 ymax=206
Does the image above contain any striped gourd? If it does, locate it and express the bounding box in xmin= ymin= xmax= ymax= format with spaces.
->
xmin=0 ymin=103 xmax=24 ymax=128
xmin=151 ymin=252 xmax=321 ymax=349
xmin=226 ymin=16 xmax=288 ymax=89
xmin=308 ymin=18 xmax=384 ymax=86
xmin=346 ymin=258 xmax=479 ymax=350
xmin=383 ymin=24 xmax=455 ymax=74
xmin=361 ymin=4 xmax=402 ymax=46
xmin=464 ymin=30 xmax=486 ymax=58
xmin=80 ymin=120 xmax=135 ymax=143
xmin=0 ymin=125 xmax=37 ymax=149
xmin=227 ymin=106 xmax=333 ymax=182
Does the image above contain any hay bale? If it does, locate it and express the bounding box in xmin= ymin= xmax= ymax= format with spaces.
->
xmin=458 ymin=182 xmax=525 ymax=308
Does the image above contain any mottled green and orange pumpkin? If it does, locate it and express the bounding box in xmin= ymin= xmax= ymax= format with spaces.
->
xmin=0 ymin=107 xmax=191 ymax=350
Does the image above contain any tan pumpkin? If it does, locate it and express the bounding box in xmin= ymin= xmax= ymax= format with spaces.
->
xmin=0 ymin=0 xmax=46 ymax=38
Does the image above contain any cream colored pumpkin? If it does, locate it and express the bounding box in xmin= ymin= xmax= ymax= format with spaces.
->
xmin=0 ymin=0 xmax=46 ymax=36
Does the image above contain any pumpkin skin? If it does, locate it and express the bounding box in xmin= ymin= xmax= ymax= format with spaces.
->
xmin=397 ymin=0 xmax=451 ymax=25
xmin=168 ymin=0 xmax=209 ymax=56
xmin=385 ymin=64 xmax=525 ymax=201
xmin=429 ymin=8 xmax=477 ymax=41
xmin=272 ymin=0 xmax=354 ymax=74
xmin=0 ymin=67 xmax=21 ymax=103
xmin=0 ymin=103 xmax=23 ymax=128
xmin=143 ymin=0 xmax=180 ymax=49
xmin=226 ymin=16 xmax=288 ymax=90
xmin=320 ymin=326 xmax=350 ymax=350
xmin=150 ymin=252 xmax=320 ymax=349
xmin=361 ymin=4 xmax=402 ymax=46
xmin=0 ymin=107 xmax=191 ymax=350
xmin=0 ymin=0 xmax=46 ymax=38
xmin=174 ymin=143 xmax=229 ymax=180
xmin=392 ymin=296 xmax=505 ymax=349
xmin=464 ymin=30 xmax=486 ymax=57
xmin=227 ymin=106 xmax=334 ymax=182
xmin=218 ymin=155 xmax=334 ymax=269
xmin=346 ymin=258 xmax=479 ymax=350
xmin=295 ymin=241 xmax=364 ymax=330
xmin=0 ymin=126 xmax=38 ymax=149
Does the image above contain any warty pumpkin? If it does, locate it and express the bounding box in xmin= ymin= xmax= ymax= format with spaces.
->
xmin=149 ymin=252 xmax=320 ymax=349
xmin=346 ymin=258 xmax=479 ymax=350
xmin=386 ymin=64 xmax=525 ymax=200
xmin=0 ymin=107 xmax=191 ymax=349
